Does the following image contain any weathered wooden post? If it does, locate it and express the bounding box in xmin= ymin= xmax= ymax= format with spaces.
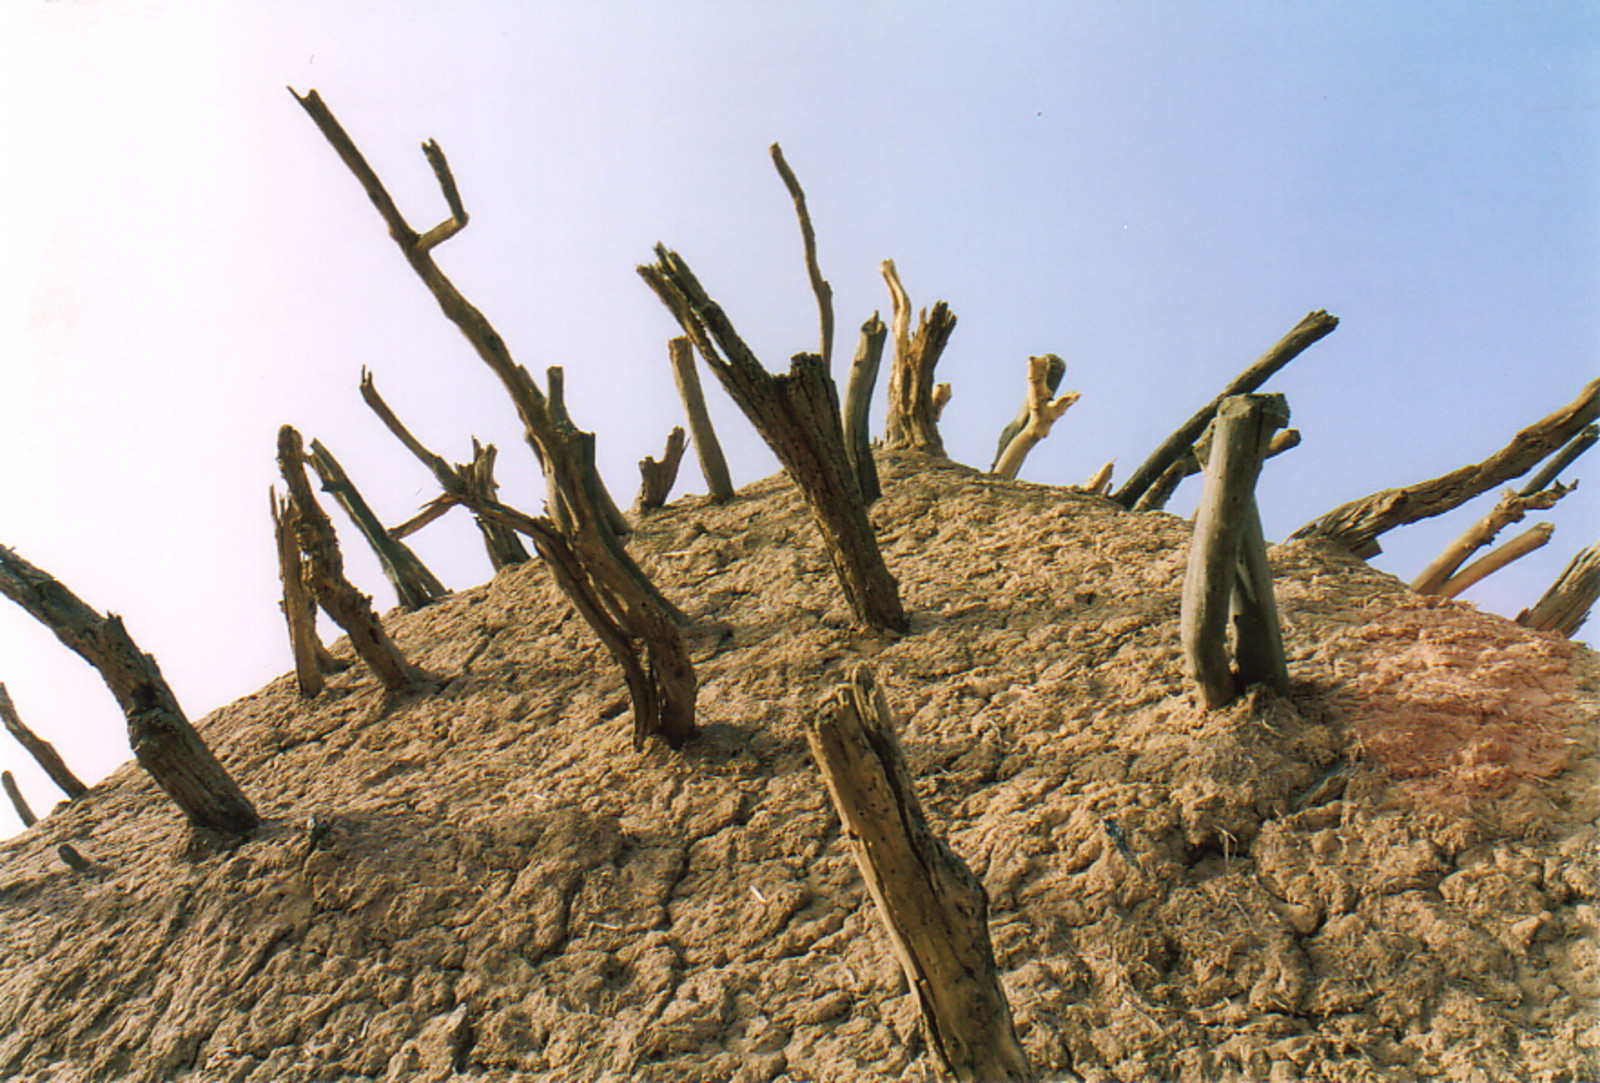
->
xmin=992 ymin=352 xmax=1066 ymax=472
xmin=1411 ymin=484 xmax=1572 ymax=595
xmin=1518 ymin=540 xmax=1600 ymax=637
xmin=0 ymin=683 xmax=87 ymax=799
xmin=1180 ymin=394 xmax=1291 ymax=709
xmin=635 ymin=427 xmax=687 ymax=513
xmin=667 ymin=337 xmax=736 ymax=504
xmin=804 ymin=666 xmax=1039 ymax=1083
xmin=3 ymin=772 xmax=36 ymax=827
xmin=991 ymin=354 xmax=1080 ymax=480
xmin=0 ymin=546 xmax=259 ymax=837
xmin=881 ymin=259 xmax=956 ymax=457
xmin=842 ymin=314 xmax=888 ymax=505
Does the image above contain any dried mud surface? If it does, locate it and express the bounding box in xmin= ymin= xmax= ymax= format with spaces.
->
xmin=1 ymin=453 xmax=1595 ymax=1083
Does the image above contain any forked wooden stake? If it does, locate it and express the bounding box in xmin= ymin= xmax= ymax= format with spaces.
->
xmin=636 ymin=427 xmax=687 ymax=513
xmin=1412 ymin=484 xmax=1572 ymax=595
xmin=992 ymin=354 xmax=1080 ymax=480
xmin=667 ymin=337 xmax=735 ymax=504
xmin=881 ymin=260 xmax=957 ymax=457
xmin=805 ymin=666 xmax=1038 ymax=1083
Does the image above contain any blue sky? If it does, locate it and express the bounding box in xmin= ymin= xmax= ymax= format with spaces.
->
xmin=1 ymin=2 xmax=1595 ymax=815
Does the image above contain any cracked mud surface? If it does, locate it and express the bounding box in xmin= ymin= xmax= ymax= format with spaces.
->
xmin=0 ymin=453 xmax=1595 ymax=1082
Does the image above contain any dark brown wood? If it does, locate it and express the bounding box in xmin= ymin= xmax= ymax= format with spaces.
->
xmin=1518 ymin=540 xmax=1600 ymax=638
xmin=636 ymin=427 xmax=687 ymax=512
xmin=0 ymin=545 xmax=259 ymax=836
xmin=1412 ymin=484 xmax=1573 ymax=595
xmin=640 ymin=247 xmax=908 ymax=633
xmin=0 ymin=682 xmax=87 ymax=799
xmin=804 ymin=666 xmax=1038 ymax=1083
xmin=1180 ymin=394 xmax=1291 ymax=709
xmin=842 ymin=314 xmax=887 ymax=506
xmin=307 ymin=438 xmax=447 ymax=611
xmin=881 ymin=260 xmax=956 ymax=456
xmin=770 ymin=143 xmax=834 ymax=369
xmin=1113 ymin=310 xmax=1338 ymax=509
xmin=3 ymin=771 xmax=36 ymax=827
xmin=1294 ymin=378 xmax=1600 ymax=557
xmin=277 ymin=426 xmax=430 ymax=695
xmin=667 ymin=337 xmax=735 ymax=504
xmin=992 ymin=354 xmax=1080 ymax=480
xmin=271 ymin=488 xmax=348 ymax=698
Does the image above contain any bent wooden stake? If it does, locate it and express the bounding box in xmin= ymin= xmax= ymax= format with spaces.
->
xmin=1181 ymin=394 xmax=1291 ymax=709
xmin=805 ymin=666 xmax=1038 ymax=1083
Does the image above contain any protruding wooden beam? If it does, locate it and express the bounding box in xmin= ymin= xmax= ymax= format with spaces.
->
xmin=1114 ymin=311 xmax=1337 ymax=509
xmin=636 ymin=427 xmax=687 ymax=513
xmin=667 ymin=337 xmax=736 ymax=504
xmin=1412 ymin=484 xmax=1572 ymax=595
xmin=0 ymin=683 xmax=87 ymax=799
xmin=0 ymin=545 xmax=259 ymax=837
xmin=1518 ymin=540 xmax=1600 ymax=638
xmin=1437 ymin=521 xmax=1555 ymax=599
xmin=3 ymin=771 xmax=36 ymax=828
xmin=804 ymin=666 xmax=1037 ymax=1083
xmin=992 ymin=354 xmax=1080 ymax=480
xmin=770 ymin=143 xmax=834 ymax=370
xmin=1518 ymin=424 xmax=1596 ymax=496
xmin=1180 ymin=394 xmax=1291 ymax=709
xmin=842 ymin=314 xmax=888 ymax=506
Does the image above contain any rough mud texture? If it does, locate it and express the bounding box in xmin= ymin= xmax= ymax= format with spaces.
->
xmin=1 ymin=453 xmax=1595 ymax=1083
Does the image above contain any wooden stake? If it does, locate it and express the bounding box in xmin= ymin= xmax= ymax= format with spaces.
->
xmin=667 ymin=337 xmax=735 ymax=504
xmin=1437 ymin=521 xmax=1555 ymax=599
xmin=804 ymin=666 xmax=1037 ymax=1083
xmin=3 ymin=771 xmax=36 ymax=828
xmin=1082 ymin=461 xmax=1115 ymax=496
xmin=992 ymin=353 xmax=1065 ymax=472
xmin=1180 ymin=394 xmax=1291 ymax=709
xmin=308 ymin=438 xmax=448 ymax=611
xmin=278 ymin=426 xmax=430 ymax=695
xmin=1518 ymin=540 xmax=1600 ymax=637
xmin=1294 ymin=378 xmax=1600 ymax=557
xmin=1412 ymin=484 xmax=1572 ymax=595
xmin=992 ymin=354 xmax=1080 ymax=480
xmin=842 ymin=314 xmax=888 ymax=506
xmin=881 ymin=260 xmax=956 ymax=457
xmin=641 ymin=247 xmax=907 ymax=633
xmin=0 ymin=545 xmax=258 ymax=837
xmin=636 ymin=427 xmax=687 ymax=513
xmin=0 ymin=682 xmax=87 ymax=799
xmin=1113 ymin=311 xmax=1337 ymax=509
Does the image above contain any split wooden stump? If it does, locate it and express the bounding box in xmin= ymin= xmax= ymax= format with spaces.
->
xmin=881 ymin=259 xmax=956 ymax=457
xmin=1181 ymin=394 xmax=1292 ymax=710
xmin=1519 ymin=540 xmax=1600 ymax=638
xmin=805 ymin=666 xmax=1037 ymax=1083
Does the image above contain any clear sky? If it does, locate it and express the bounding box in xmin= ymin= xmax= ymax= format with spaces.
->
xmin=1 ymin=2 xmax=1596 ymax=824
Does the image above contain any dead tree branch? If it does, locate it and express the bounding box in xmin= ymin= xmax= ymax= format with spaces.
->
xmin=3 ymin=772 xmax=35 ymax=828
xmin=278 ymin=426 xmax=430 ymax=695
xmin=0 ymin=682 xmax=87 ymax=799
xmin=992 ymin=352 xmax=1065 ymax=472
xmin=842 ymin=314 xmax=888 ymax=505
xmin=636 ymin=427 xmax=687 ymax=513
xmin=271 ymin=488 xmax=347 ymax=698
xmin=1293 ymin=378 xmax=1600 ymax=557
xmin=992 ymin=354 xmax=1080 ymax=480
xmin=0 ymin=545 xmax=258 ymax=837
xmin=1518 ymin=540 xmax=1600 ymax=638
xmin=1437 ymin=521 xmax=1555 ymax=599
xmin=667 ymin=337 xmax=735 ymax=504
xmin=1181 ymin=394 xmax=1292 ymax=709
xmin=805 ymin=666 xmax=1037 ymax=1083
xmin=1114 ymin=311 xmax=1338 ymax=509
xmin=770 ymin=143 xmax=834 ymax=369
xmin=307 ymin=438 xmax=447 ymax=611
xmin=1519 ymin=423 xmax=1596 ymax=496
xmin=1412 ymin=484 xmax=1573 ymax=595
xmin=640 ymin=246 xmax=907 ymax=633
xmin=881 ymin=260 xmax=956 ymax=456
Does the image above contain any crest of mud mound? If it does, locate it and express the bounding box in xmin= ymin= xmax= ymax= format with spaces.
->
xmin=0 ymin=454 xmax=1595 ymax=1083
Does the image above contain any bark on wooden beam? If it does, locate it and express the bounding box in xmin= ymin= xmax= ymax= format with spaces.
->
xmin=461 ymin=496 xmax=697 ymax=749
xmin=667 ymin=337 xmax=735 ymax=504
xmin=992 ymin=352 xmax=1065 ymax=472
xmin=770 ymin=143 xmax=834 ymax=369
xmin=881 ymin=260 xmax=956 ymax=456
xmin=992 ymin=354 xmax=1081 ymax=480
xmin=1437 ymin=521 xmax=1555 ymax=599
xmin=1517 ymin=540 xmax=1600 ymax=638
xmin=636 ymin=427 xmax=687 ymax=513
xmin=640 ymin=246 xmax=908 ymax=633
xmin=1411 ymin=484 xmax=1573 ymax=595
xmin=0 ymin=682 xmax=87 ymax=799
xmin=2 ymin=771 xmax=35 ymax=828
xmin=0 ymin=545 xmax=259 ymax=836
xmin=307 ymin=438 xmax=448 ymax=611
xmin=1180 ymin=394 xmax=1291 ymax=709
xmin=1518 ymin=423 xmax=1597 ymax=496
xmin=804 ymin=666 xmax=1036 ymax=1083
xmin=278 ymin=426 xmax=430 ymax=695
xmin=843 ymin=314 xmax=888 ymax=506
xmin=1294 ymin=378 xmax=1600 ymax=557
xmin=1113 ymin=311 xmax=1338 ymax=509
